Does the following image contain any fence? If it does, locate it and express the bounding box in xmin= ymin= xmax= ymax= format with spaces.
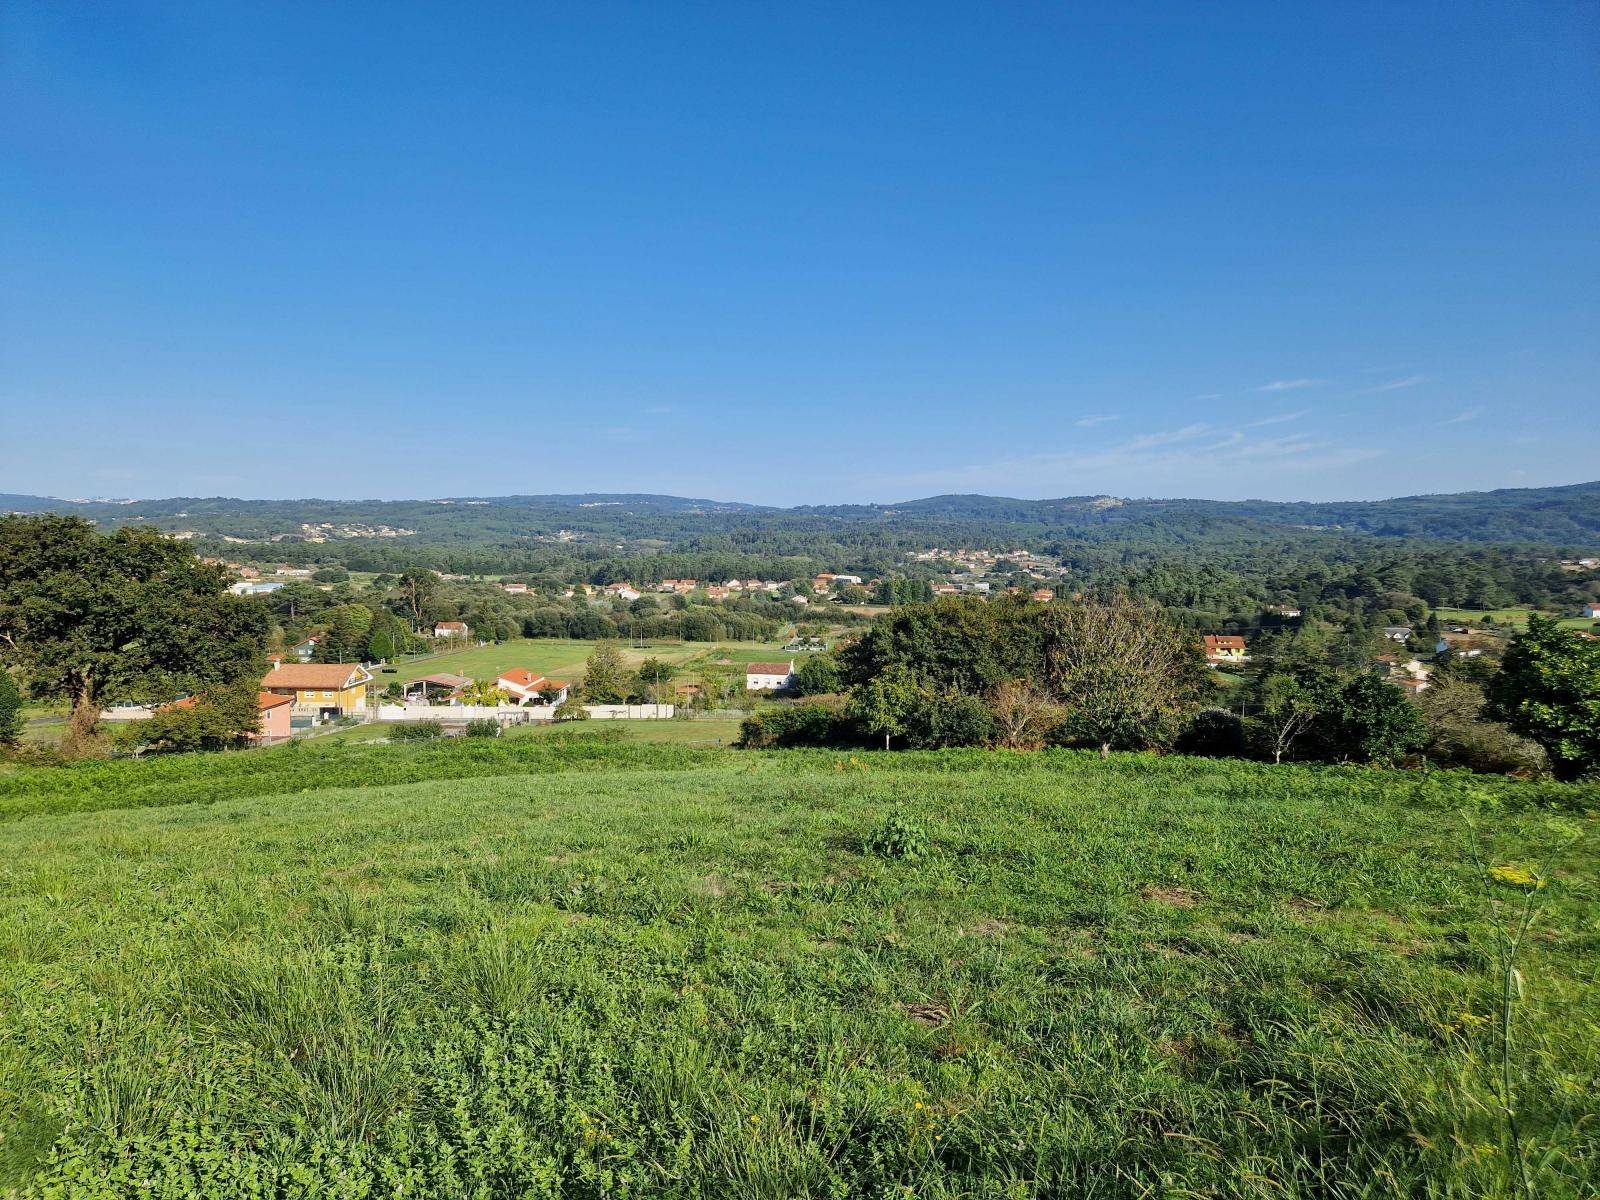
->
xmin=375 ymin=703 xmax=675 ymax=724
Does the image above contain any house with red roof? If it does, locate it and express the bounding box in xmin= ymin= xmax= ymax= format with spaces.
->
xmin=496 ymin=668 xmax=570 ymax=706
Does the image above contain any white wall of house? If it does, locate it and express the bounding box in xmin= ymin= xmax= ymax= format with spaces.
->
xmin=746 ymin=672 xmax=793 ymax=691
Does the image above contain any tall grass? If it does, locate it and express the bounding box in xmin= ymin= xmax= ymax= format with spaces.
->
xmin=0 ymin=740 xmax=1595 ymax=1196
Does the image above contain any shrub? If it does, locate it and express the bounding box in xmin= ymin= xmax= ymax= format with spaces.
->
xmin=553 ymin=701 xmax=591 ymax=722
xmin=737 ymin=703 xmax=856 ymax=748
xmin=464 ymin=719 xmax=501 ymax=738
xmin=901 ymin=690 xmax=994 ymax=749
xmin=864 ymin=811 xmax=928 ymax=861
xmin=390 ymin=721 xmax=443 ymax=741
xmin=0 ymin=669 xmax=21 ymax=746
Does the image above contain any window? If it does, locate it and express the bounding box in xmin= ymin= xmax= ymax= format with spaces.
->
xmin=323 ymin=690 xmax=334 ymax=699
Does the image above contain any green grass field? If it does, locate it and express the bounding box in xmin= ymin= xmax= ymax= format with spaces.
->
xmin=384 ymin=637 xmax=810 ymax=688
xmin=1 ymin=736 xmax=1595 ymax=1196
xmin=1434 ymin=606 xmax=1597 ymax=632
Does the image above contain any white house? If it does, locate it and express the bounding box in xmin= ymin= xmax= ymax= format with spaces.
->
xmin=500 ymin=582 xmax=528 ymax=595
xmin=746 ymin=661 xmax=795 ymax=691
xmin=497 ymin=668 xmax=570 ymax=706
xmin=434 ymin=620 xmax=470 ymax=639
xmin=604 ymin=583 xmax=642 ymax=601
xmin=229 ymin=580 xmax=284 ymax=596
xmin=1584 ymin=604 xmax=1600 ymax=619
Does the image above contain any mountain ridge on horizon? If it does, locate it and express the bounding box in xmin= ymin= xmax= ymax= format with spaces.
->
xmin=4 ymin=480 xmax=1600 ymax=549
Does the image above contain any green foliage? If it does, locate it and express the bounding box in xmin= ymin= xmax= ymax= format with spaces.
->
xmin=844 ymin=665 xmax=923 ymax=749
xmin=789 ymin=654 xmax=842 ymax=696
xmin=115 ymin=679 xmax=262 ymax=754
xmin=1486 ymin=615 xmax=1600 ymax=781
xmin=1314 ymin=672 xmax=1429 ymax=766
xmin=0 ymin=516 xmax=268 ymax=729
xmin=388 ymin=720 xmax=443 ymax=741
xmin=736 ymin=703 xmax=855 ymax=748
xmin=1174 ymin=708 xmax=1247 ymax=758
xmin=1 ymin=742 xmax=1595 ymax=1196
xmin=580 ymin=641 xmax=628 ymax=704
xmin=0 ymin=670 xmax=20 ymax=747
xmin=463 ymin=719 xmax=500 ymax=738
xmin=314 ymin=604 xmax=373 ymax=662
xmin=863 ymin=810 xmax=928 ymax=860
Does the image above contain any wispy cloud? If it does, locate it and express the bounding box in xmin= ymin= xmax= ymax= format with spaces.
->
xmin=1243 ymin=409 xmax=1308 ymax=429
xmin=1356 ymin=374 xmax=1426 ymax=395
xmin=1254 ymin=378 xmax=1328 ymax=393
xmin=644 ymin=405 xmax=675 ymax=415
xmin=891 ymin=421 xmax=1384 ymax=495
xmin=1191 ymin=393 xmax=1223 ymax=401
xmin=1442 ymin=406 xmax=1484 ymax=425
xmin=1075 ymin=414 xmax=1119 ymax=428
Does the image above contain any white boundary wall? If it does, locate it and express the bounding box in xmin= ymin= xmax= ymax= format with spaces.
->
xmin=376 ymin=704 xmax=674 ymax=723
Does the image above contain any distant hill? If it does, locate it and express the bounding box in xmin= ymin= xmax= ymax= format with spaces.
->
xmin=5 ymin=481 xmax=1598 ymax=548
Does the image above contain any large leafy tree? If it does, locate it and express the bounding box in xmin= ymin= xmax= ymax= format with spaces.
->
xmin=1039 ymin=599 xmax=1206 ymax=754
xmin=0 ymin=516 xmax=268 ymax=743
xmin=1486 ymin=615 xmax=1600 ymax=781
xmin=580 ymin=641 xmax=628 ymax=703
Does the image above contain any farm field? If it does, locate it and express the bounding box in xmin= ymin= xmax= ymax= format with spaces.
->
xmin=384 ymin=636 xmax=818 ymax=687
xmin=1433 ymin=606 xmax=1597 ymax=631
xmin=1 ymin=734 xmax=1596 ymax=1196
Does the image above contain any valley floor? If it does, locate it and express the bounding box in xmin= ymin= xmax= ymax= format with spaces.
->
xmin=1 ymin=735 xmax=1596 ymax=1197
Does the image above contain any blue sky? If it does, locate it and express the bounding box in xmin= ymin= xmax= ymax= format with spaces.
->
xmin=2 ymin=2 xmax=1597 ymax=506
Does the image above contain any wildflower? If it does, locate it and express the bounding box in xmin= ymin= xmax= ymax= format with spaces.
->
xmin=1488 ymin=864 xmax=1545 ymax=889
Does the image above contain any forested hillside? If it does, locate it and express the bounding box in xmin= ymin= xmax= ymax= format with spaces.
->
xmin=7 ymin=480 xmax=1599 ymax=552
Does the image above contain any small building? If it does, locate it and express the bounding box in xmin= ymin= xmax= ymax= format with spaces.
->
xmin=1202 ymin=635 xmax=1249 ymax=665
xmin=658 ymin=579 xmax=697 ymax=594
xmin=433 ymin=620 xmax=470 ymax=640
xmin=746 ymin=661 xmax=796 ymax=691
xmin=497 ymin=668 xmax=569 ymax=706
xmin=229 ymin=580 xmax=284 ymax=596
xmin=706 ymin=585 xmax=731 ymax=602
xmin=255 ymin=692 xmax=293 ymax=743
xmin=500 ymin=582 xmax=529 ymax=595
xmin=260 ymin=661 xmax=373 ymax=720
xmin=789 ymin=594 xmax=809 ymax=606
xmin=605 ymin=583 xmax=642 ymax=601
xmin=292 ymin=637 xmax=318 ymax=662
xmin=812 ymin=573 xmax=838 ymax=593
xmin=1584 ymin=604 xmax=1600 ymax=619
xmin=932 ymin=583 xmax=958 ymax=596
xmin=1267 ymin=605 xmax=1303 ymax=619
xmin=1383 ymin=626 xmax=1412 ymax=643
xmin=403 ymin=673 xmax=470 ymax=704
xmin=1031 ymin=588 xmax=1055 ymax=602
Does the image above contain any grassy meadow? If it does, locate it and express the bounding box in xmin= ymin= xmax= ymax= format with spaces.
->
xmin=1 ymin=733 xmax=1596 ymax=1197
xmin=386 ymin=637 xmax=815 ymax=689
xmin=1433 ymin=607 xmax=1597 ymax=632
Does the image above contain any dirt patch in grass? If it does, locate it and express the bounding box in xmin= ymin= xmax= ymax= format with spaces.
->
xmin=1141 ymin=884 xmax=1202 ymax=908
xmin=904 ymin=1002 xmax=951 ymax=1028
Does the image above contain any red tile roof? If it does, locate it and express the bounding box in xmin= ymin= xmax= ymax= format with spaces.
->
xmin=746 ymin=662 xmax=793 ymax=675
xmin=261 ymin=663 xmax=371 ymax=689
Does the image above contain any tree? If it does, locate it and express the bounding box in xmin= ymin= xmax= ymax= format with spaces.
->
xmin=0 ymin=669 xmax=21 ymax=747
xmin=396 ymin=569 xmax=437 ymax=630
xmin=118 ymin=677 xmax=261 ymax=753
xmin=366 ymin=610 xmax=408 ymax=663
xmin=790 ymin=654 xmax=843 ymax=696
xmin=1248 ymin=669 xmax=1332 ymax=764
xmin=581 ymin=641 xmax=628 ymax=703
xmin=635 ymin=657 xmax=675 ymax=703
xmin=987 ymin=679 xmax=1064 ymax=749
xmin=1039 ymin=599 xmax=1204 ymax=755
xmin=845 ymin=666 xmax=921 ymax=750
xmin=315 ymin=605 xmax=373 ymax=663
xmin=0 ymin=516 xmax=268 ymax=749
xmin=1485 ymin=616 xmax=1600 ymax=781
xmin=1316 ymin=673 xmax=1428 ymax=765
xmin=459 ymin=678 xmax=506 ymax=706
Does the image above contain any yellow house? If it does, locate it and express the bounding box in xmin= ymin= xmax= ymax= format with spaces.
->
xmin=260 ymin=661 xmax=373 ymax=719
